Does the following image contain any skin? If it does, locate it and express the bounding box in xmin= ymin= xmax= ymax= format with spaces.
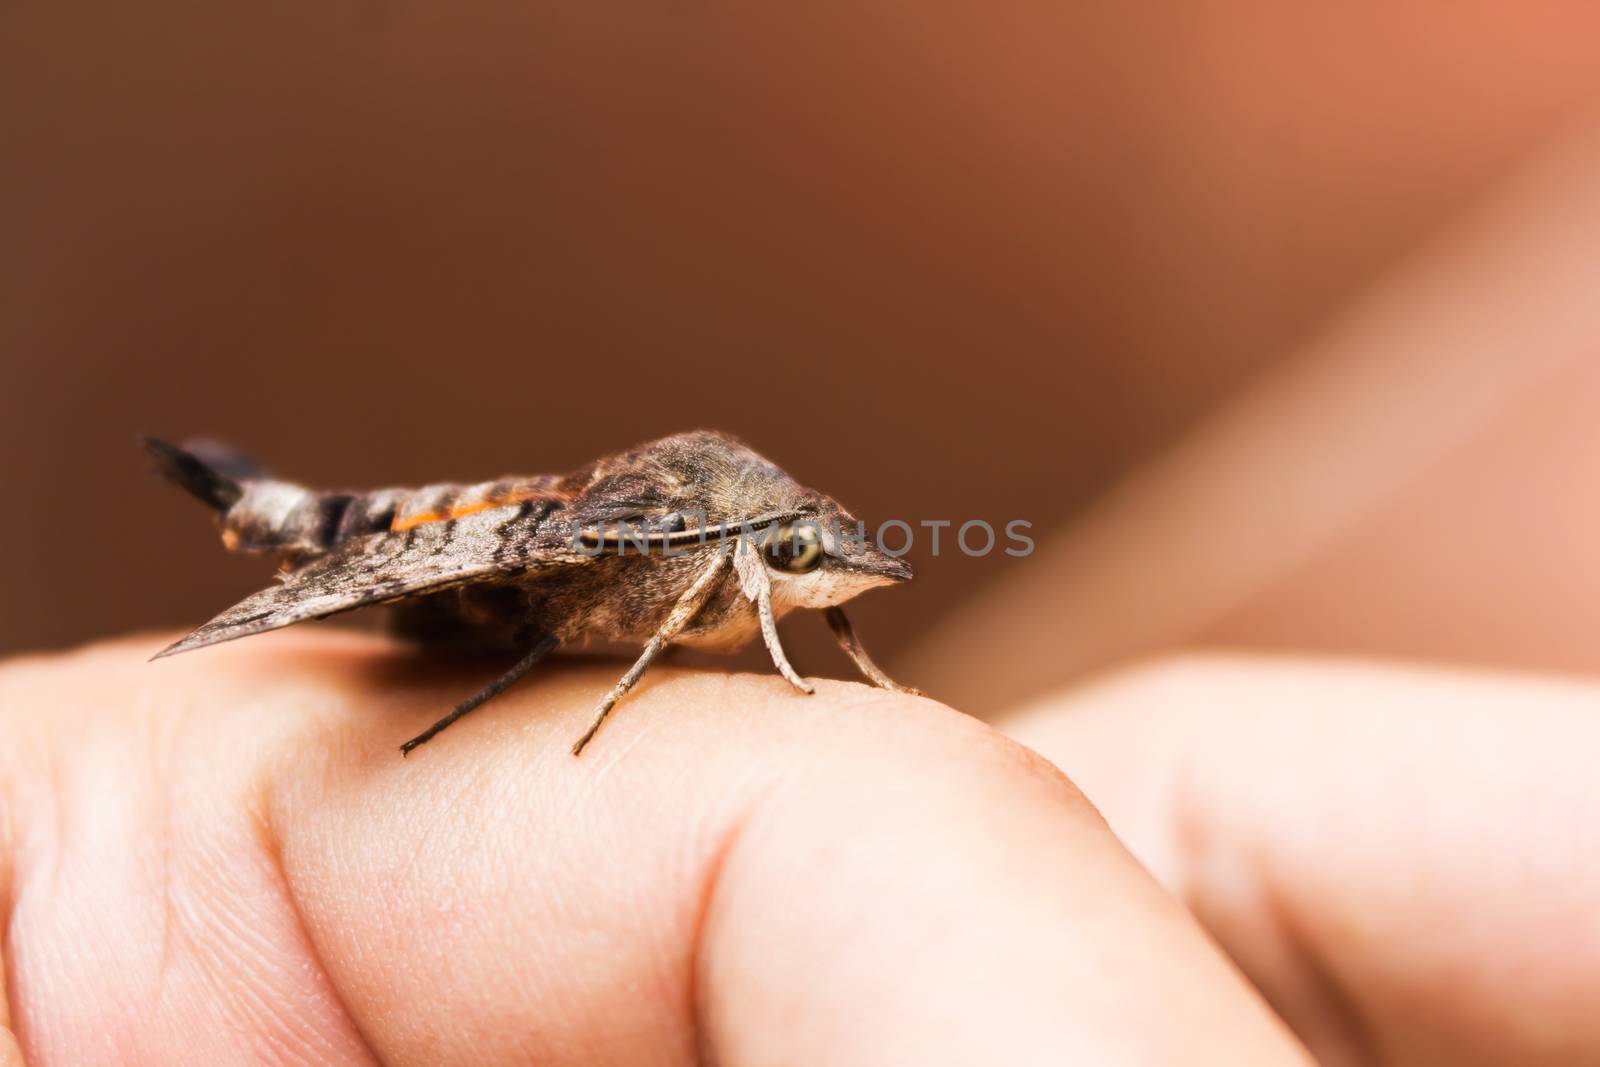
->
xmin=1003 ymin=655 xmax=1600 ymax=1067
xmin=6 ymin=641 xmax=1595 ymax=1064
xmin=0 ymin=632 xmax=1308 ymax=1067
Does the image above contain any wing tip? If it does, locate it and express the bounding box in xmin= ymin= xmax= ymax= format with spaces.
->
xmin=151 ymin=633 xmax=203 ymax=660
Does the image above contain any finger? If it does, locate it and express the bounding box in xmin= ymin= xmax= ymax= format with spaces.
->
xmin=0 ymin=787 xmax=20 ymax=1067
xmin=1 ymin=634 xmax=1311 ymax=1066
xmin=1002 ymin=654 xmax=1600 ymax=1067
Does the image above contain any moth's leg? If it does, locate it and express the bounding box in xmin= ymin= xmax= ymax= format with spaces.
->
xmin=756 ymin=584 xmax=813 ymax=695
xmin=569 ymin=637 xmax=667 ymax=757
xmin=400 ymin=633 xmax=560 ymax=756
xmin=824 ymin=606 xmax=922 ymax=695
xmin=571 ymin=548 xmax=731 ymax=756
xmin=731 ymin=538 xmax=813 ymax=696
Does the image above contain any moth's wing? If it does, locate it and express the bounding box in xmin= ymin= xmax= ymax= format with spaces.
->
xmin=154 ymin=504 xmax=584 ymax=659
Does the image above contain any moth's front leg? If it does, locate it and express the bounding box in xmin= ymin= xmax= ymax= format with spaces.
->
xmin=733 ymin=540 xmax=813 ymax=696
xmin=756 ymin=589 xmax=812 ymax=695
xmin=824 ymin=606 xmax=922 ymax=696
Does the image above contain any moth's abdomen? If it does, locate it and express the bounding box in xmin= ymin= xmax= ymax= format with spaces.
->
xmin=388 ymin=480 xmax=538 ymax=533
xmin=218 ymin=481 xmax=395 ymax=556
xmin=374 ymin=478 xmax=563 ymax=542
xmin=150 ymin=438 xmax=571 ymax=560
xmin=229 ymin=478 xmax=567 ymax=558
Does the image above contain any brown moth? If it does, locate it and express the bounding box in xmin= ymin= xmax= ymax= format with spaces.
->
xmin=145 ymin=431 xmax=916 ymax=756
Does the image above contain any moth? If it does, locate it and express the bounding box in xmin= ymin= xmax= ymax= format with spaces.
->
xmin=145 ymin=430 xmax=917 ymax=756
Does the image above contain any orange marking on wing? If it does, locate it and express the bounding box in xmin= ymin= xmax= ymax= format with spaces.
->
xmin=389 ymin=490 xmax=562 ymax=533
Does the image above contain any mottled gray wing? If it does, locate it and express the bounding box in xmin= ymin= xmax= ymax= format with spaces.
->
xmin=154 ymin=503 xmax=581 ymax=659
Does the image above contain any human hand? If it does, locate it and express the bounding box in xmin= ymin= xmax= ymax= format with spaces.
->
xmin=0 ymin=633 xmax=1308 ymax=1066
xmin=1003 ymin=654 xmax=1600 ymax=1067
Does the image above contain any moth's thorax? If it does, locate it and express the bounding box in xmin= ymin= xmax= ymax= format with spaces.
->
xmin=672 ymin=602 xmax=766 ymax=652
xmin=505 ymin=549 xmax=740 ymax=647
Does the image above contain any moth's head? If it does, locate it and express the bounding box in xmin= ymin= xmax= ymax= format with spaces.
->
xmin=599 ymin=431 xmax=912 ymax=607
xmin=752 ymin=505 xmax=913 ymax=610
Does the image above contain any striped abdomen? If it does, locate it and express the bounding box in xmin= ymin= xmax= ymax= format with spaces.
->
xmin=146 ymin=438 xmax=567 ymax=560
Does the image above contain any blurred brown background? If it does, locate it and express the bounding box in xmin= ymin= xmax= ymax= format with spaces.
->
xmin=6 ymin=4 xmax=1600 ymax=692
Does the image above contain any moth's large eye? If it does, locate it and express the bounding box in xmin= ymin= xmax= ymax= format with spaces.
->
xmin=764 ymin=524 xmax=824 ymax=573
